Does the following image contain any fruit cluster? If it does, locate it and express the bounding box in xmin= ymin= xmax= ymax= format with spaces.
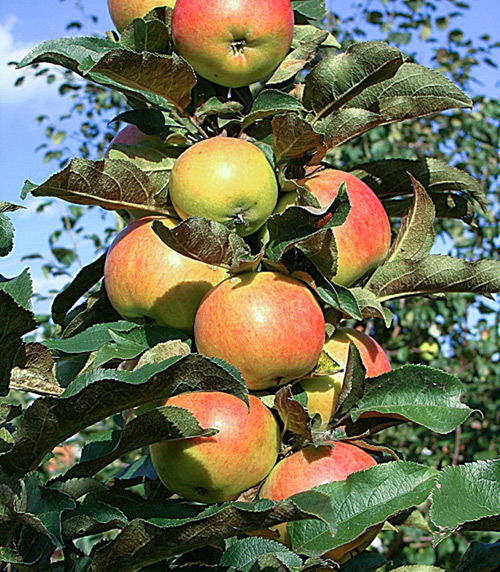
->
xmin=104 ymin=0 xmax=393 ymax=563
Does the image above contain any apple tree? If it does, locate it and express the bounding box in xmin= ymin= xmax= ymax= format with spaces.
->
xmin=1 ymin=0 xmax=500 ymax=570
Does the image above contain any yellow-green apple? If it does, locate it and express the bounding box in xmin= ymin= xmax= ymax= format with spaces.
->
xmin=104 ymin=216 xmax=228 ymax=333
xmin=194 ymin=271 xmax=325 ymax=391
xmin=171 ymin=0 xmax=294 ymax=88
xmin=169 ymin=137 xmax=278 ymax=237
xmin=294 ymin=169 xmax=391 ymax=286
xmin=150 ymin=391 xmax=281 ymax=503
xmin=300 ymin=327 xmax=391 ymax=427
xmin=108 ymin=0 xmax=176 ymax=33
xmin=258 ymin=441 xmax=380 ymax=563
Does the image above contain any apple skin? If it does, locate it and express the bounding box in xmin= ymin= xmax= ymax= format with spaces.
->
xmin=104 ymin=216 xmax=228 ymax=333
xmin=258 ymin=441 xmax=380 ymax=564
xmin=169 ymin=137 xmax=278 ymax=237
xmin=108 ymin=0 xmax=176 ymax=33
xmin=104 ymin=124 xmax=158 ymax=157
xmin=150 ymin=392 xmax=281 ymax=503
xmin=194 ymin=271 xmax=325 ymax=391
xmin=171 ymin=0 xmax=294 ymax=88
xmin=300 ymin=327 xmax=391 ymax=427
xmin=297 ymin=169 xmax=391 ymax=286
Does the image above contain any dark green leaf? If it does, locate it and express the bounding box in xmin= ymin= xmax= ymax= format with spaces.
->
xmin=118 ymin=7 xmax=173 ymax=54
xmin=0 ymin=214 xmax=14 ymax=257
xmin=0 ymin=268 xmax=33 ymax=310
xmin=62 ymin=500 xmax=128 ymax=540
xmin=220 ymin=537 xmax=302 ymax=571
xmin=241 ymin=90 xmax=302 ymax=131
xmin=292 ymin=0 xmax=327 ymax=21
xmin=454 ymin=540 xmax=500 ymax=572
xmin=272 ymin=113 xmax=327 ymax=165
xmin=349 ymin=288 xmax=393 ymax=327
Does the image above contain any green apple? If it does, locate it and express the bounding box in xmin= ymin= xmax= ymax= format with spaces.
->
xmin=108 ymin=0 xmax=176 ymax=33
xmin=171 ymin=0 xmax=294 ymax=88
xmin=150 ymin=391 xmax=281 ymax=503
xmin=104 ymin=216 xmax=228 ymax=333
xmin=169 ymin=137 xmax=278 ymax=237
xmin=194 ymin=271 xmax=325 ymax=391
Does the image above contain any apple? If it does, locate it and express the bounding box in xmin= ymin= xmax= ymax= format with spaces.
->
xmin=171 ymin=0 xmax=294 ymax=88
xmin=194 ymin=271 xmax=325 ymax=391
xmin=104 ymin=216 xmax=228 ymax=333
xmin=258 ymin=440 xmax=380 ymax=563
xmin=108 ymin=0 xmax=176 ymax=33
xmin=104 ymin=124 xmax=159 ymax=157
xmin=286 ymin=169 xmax=391 ymax=286
xmin=300 ymin=327 xmax=391 ymax=427
xmin=150 ymin=391 xmax=281 ymax=503
xmin=169 ymin=137 xmax=278 ymax=237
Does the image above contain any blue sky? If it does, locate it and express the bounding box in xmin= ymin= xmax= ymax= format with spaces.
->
xmin=0 ymin=0 xmax=499 ymax=312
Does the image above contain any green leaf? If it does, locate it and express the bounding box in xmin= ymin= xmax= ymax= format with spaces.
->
xmin=0 ymin=290 xmax=37 ymax=396
xmin=430 ymin=460 xmax=500 ymax=536
xmin=0 ymin=268 xmax=33 ymax=310
xmin=62 ymin=500 xmax=128 ymax=540
xmin=220 ymin=537 xmax=302 ymax=571
xmin=91 ymin=492 xmax=335 ymax=572
xmin=241 ymin=90 xmax=303 ymax=131
xmin=272 ymin=113 xmax=327 ymax=165
xmin=51 ymin=253 xmax=106 ymax=326
xmin=304 ymin=41 xmax=404 ymax=117
xmin=275 ymin=386 xmax=313 ymax=439
xmin=289 ymin=462 xmax=438 ymax=556
xmin=17 ymin=36 xmax=120 ymax=74
xmin=349 ymin=365 xmax=473 ymax=434
xmin=334 ymin=343 xmax=366 ymax=418
xmin=196 ymin=96 xmax=244 ymax=118
xmin=339 ymin=551 xmax=386 ymax=572
xmin=88 ymin=50 xmax=196 ymax=110
xmin=350 ymin=157 xmax=486 ymax=223
xmin=10 ymin=342 xmax=61 ymax=397
xmin=385 ymin=175 xmax=435 ymax=263
xmin=366 ymin=256 xmax=500 ymax=302
xmin=0 ymin=214 xmax=14 ymax=257
xmin=0 ymin=354 xmax=246 ymax=477
xmin=66 ymin=405 xmax=218 ymax=478
xmin=349 ymin=288 xmax=393 ymax=327
xmin=454 ymin=540 xmax=500 ymax=572
xmin=22 ymin=158 xmax=171 ymax=214
xmin=292 ymin=0 xmax=327 ymax=21
xmin=118 ymin=6 xmax=173 ymax=54
xmin=389 ymin=568 xmax=445 ymax=572
xmin=152 ymin=217 xmax=257 ymax=273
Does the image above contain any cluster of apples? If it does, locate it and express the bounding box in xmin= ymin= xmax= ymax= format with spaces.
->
xmin=104 ymin=0 xmax=393 ymax=563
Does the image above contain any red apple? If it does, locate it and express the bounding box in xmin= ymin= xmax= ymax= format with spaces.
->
xmin=150 ymin=392 xmax=281 ymax=503
xmin=104 ymin=124 xmax=159 ymax=157
xmin=297 ymin=169 xmax=391 ymax=286
xmin=171 ymin=0 xmax=294 ymax=88
xmin=300 ymin=327 xmax=391 ymax=427
xmin=108 ymin=0 xmax=176 ymax=33
xmin=104 ymin=216 xmax=228 ymax=333
xmin=194 ymin=271 xmax=325 ymax=391
xmin=169 ymin=137 xmax=278 ymax=237
xmin=258 ymin=441 xmax=380 ymax=563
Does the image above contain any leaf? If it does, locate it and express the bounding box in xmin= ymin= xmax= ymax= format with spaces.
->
xmin=0 ymin=291 xmax=37 ymax=396
xmin=430 ymin=460 xmax=500 ymax=536
xmin=292 ymin=0 xmax=327 ymax=22
xmin=220 ymin=537 xmax=302 ymax=572
xmin=152 ymin=217 xmax=257 ymax=272
xmin=0 ymin=214 xmax=14 ymax=257
xmin=349 ymin=365 xmax=473 ymax=434
xmin=304 ymin=41 xmax=404 ymax=116
xmin=334 ymin=344 xmax=366 ymax=418
xmin=385 ymin=176 xmax=435 ymax=263
xmin=339 ymin=551 xmax=386 ymax=572
xmin=10 ymin=342 xmax=61 ymax=397
xmin=275 ymin=386 xmax=313 ymax=439
xmin=272 ymin=113 xmax=327 ymax=165
xmin=17 ymin=36 xmax=121 ymax=74
xmin=241 ymin=90 xmax=303 ymax=131
xmin=0 ymin=354 xmax=246 ymax=477
xmin=389 ymin=568 xmax=445 ymax=572
xmin=0 ymin=268 xmax=33 ymax=310
xmin=51 ymin=253 xmax=106 ymax=326
xmin=366 ymin=256 xmax=500 ymax=302
xmin=21 ymin=158 xmax=171 ymax=214
xmin=88 ymin=50 xmax=196 ymax=109
xmin=65 ymin=405 xmax=218 ymax=478
xmin=350 ymin=157 xmax=486 ymax=222
xmin=349 ymin=288 xmax=393 ymax=327
xmin=288 ymin=462 xmax=438 ymax=557
xmin=196 ymin=96 xmax=244 ymax=118
xmin=118 ymin=7 xmax=173 ymax=54
xmin=454 ymin=540 xmax=500 ymax=572
xmin=62 ymin=500 xmax=128 ymax=540
xmin=313 ymin=61 xmax=472 ymax=147
xmin=266 ymin=26 xmax=335 ymax=85
xmin=91 ymin=492 xmax=335 ymax=572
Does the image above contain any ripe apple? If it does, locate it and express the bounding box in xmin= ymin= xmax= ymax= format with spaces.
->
xmin=171 ymin=0 xmax=294 ymax=88
xmin=292 ymin=169 xmax=391 ymax=286
xmin=104 ymin=124 xmax=159 ymax=157
xmin=194 ymin=271 xmax=325 ymax=391
xmin=258 ymin=440 xmax=380 ymax=563
xmin=300 ymin=327 xmax=391 ymax=427
xmin=169 ymin=137 xmax=278 ymax=237
xmin=104 ymin=216 xmax=228 ymax=333
xmin=150 ymin=391 xmax=281 ymax=503
xmin=108 ymin=0 xmax=176 ymax=33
